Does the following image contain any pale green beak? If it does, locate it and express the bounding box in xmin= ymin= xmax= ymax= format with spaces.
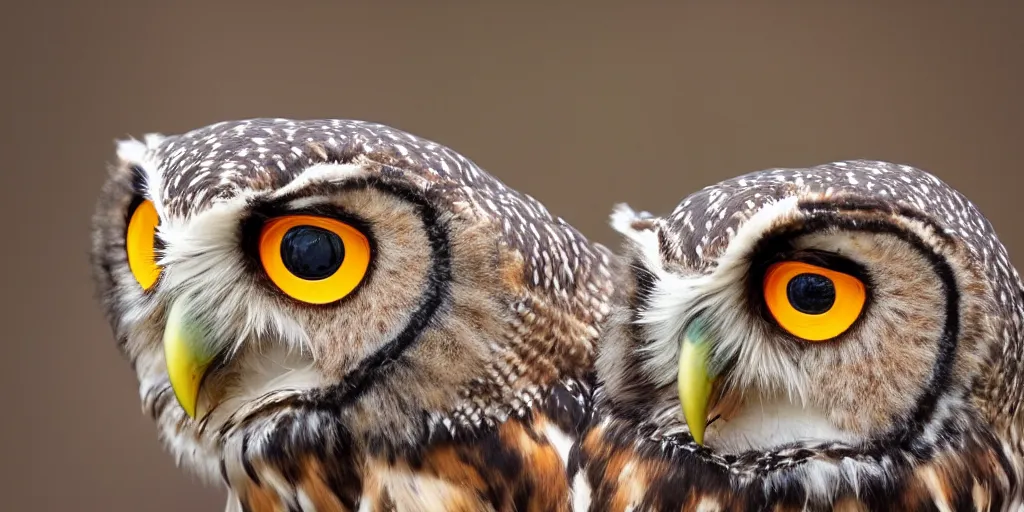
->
xmin=677 ymin=319 xmax=718 ymax=445
xmin=163 ymin=299 xmax=218 ymax=419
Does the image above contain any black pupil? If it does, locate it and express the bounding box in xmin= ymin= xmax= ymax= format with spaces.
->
xmin=280 ymin=226 xmax=345 ymax=280
xmin=786 ymin=273 xmax=836 ymax=315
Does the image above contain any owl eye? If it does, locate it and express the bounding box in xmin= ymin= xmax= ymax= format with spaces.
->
xmin=126 ymin=199 xmax=162 ymax=290
xmin=258 ymin=215 xmax=371 ymax=305
xmin=762 ymin=261 xmax=866 ymax=342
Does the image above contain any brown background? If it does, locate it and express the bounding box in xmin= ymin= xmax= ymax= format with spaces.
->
xmin=2 ymin=2 xmax=1023 ymax=510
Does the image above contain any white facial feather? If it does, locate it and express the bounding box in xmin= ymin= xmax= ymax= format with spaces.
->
xmin=615 ymin=197 xmax=810 ymax=404
xmin=705 ymin=394 xmax=859 ymax=454
xmin=208 ymin=344 xmax=324 ymax=429
xmin=611 ymin=196 xmax=881 ymax=452
xmin=116 ymin=159 xmax=365 ymax=482
xmin=157 ymin=195 xmax=312 ymax=359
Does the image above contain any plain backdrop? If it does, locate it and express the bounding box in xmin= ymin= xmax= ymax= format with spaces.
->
xmin=2 ymin=2 xmax=1023 ymax=510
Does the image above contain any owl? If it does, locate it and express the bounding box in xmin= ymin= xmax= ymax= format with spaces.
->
xmin=89 ymin=118 xmax=620 ymax=511
xmin=576 ymin=161 xmax=1024 ymax=511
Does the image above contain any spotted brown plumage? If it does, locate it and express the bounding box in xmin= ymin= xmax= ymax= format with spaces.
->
xmin=90 ymin=118 xmax=619 ymax=511
xmin=579 ymin=161 xmax=1023 ymax=511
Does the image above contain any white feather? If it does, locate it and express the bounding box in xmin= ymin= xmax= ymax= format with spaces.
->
xmin=116 ymin=136 xmax=168 ymax=218
xmin=635 ymin=196 xmax=809 ymax=401
xmin=571 ymin=471 xmax=592 ymax=512
xmin=270 ymin=162 xmax=367 ymax=199
xmin=705 ymin=395 xmax=859 ymax=454
xmin=544 ymin=423 xmax=574 ymax=467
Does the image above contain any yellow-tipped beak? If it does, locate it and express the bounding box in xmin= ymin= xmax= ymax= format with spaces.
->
xmin=163 ymin=299 xmax=215 ymax=419
xmin=678 ymin=320 xmax=716 ymax=445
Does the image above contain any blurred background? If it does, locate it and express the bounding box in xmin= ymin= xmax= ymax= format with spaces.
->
xmin=2 ymin=2 xmax=1023 ymax=510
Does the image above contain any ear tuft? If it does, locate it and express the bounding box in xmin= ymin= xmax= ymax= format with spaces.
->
xmin=143 ymin=133 xmax=167 ymax=148
xmin=610 ymin=203 xmax=659 ymax=236
xmin=115 ymin=138 xmax=149 ymax=164
xmin=115 ymin=133 xmax=166 ymax=164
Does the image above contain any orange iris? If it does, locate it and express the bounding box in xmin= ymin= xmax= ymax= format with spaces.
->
xmin=259 ymin=215 xmax=371 ymax=305
xmin=763 ymin=261 xmax=866 ymax=342
xmin=126 ymin=199 xmax=162 ymax=290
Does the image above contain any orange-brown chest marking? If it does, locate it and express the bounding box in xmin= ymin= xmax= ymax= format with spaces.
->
xmin=577 ymin=422 xmax=1021 ymax=512
xmin=235 ymin=414 xmax=575 ymax=512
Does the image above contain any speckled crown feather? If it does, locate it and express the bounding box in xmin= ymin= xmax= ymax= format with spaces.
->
xmin=129 ymin=118 xmax=615 ymax=310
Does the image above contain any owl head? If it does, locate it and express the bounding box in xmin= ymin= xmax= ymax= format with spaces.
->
xmin=90 ymin=119 xmax=616 ymax=492
xmin=590 ymin=160 xmax=1022 ymax=509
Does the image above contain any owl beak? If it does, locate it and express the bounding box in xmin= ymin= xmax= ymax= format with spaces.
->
xmin=163 ymin=298 xmax=217 ymax=419
xmin=677 ymin=318 xmax=719 ymax=446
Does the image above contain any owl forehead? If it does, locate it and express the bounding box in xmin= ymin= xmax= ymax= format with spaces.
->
xmin=144 ymin=118 xmax=506 ymax=218
xmin=658 ymin=160 xmax=1018 ymax=296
